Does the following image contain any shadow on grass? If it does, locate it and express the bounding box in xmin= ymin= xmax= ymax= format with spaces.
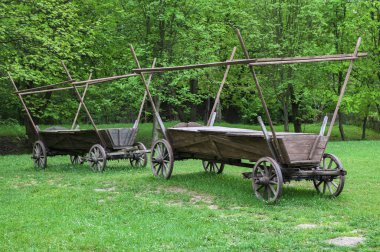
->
xmin=23 ymin=162 xmax=146 ymax=174
xmin=144 ymin=171 xmax=335 ymax=207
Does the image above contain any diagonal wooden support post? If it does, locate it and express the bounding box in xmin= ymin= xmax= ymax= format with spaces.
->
xmin=326 ymin=37 xmax=362 ymax=141
xmin=8 ymin=72 xmax=40 ymax=136
xmin=130 ymin=45 xmax=168 ymax=140
xmin=134 ymin=58 xmax=157 ymax=129
xmin=61 ymin=61 xmax=106 ymax=147
xmin=235 ymin=29 xmax=282 ymax=161
xmin=71 ymin=72 xmax=93 ymax=129
xmin=207 ymin=47 xmax=237 ymax=126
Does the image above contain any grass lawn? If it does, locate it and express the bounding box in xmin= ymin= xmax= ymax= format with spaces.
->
xmin=0 ymin=141 xmax=379 ymax=251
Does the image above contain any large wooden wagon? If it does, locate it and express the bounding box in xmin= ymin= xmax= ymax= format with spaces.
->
xmin=9 ymin=59 xmax=156 ymax=172
xmin=131 ymin=29 xmax=366 ymax=202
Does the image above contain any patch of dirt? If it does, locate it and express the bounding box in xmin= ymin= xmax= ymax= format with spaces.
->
xmin=164 ymin=186 xmax=188 ymax=194
xmin=167 ymin=200 xmax=184 ymax=206
xmin=326 ymin=237 xmax=365 ymax=247
xmin=152 ymin=186 xmax=219 ymax=209
xmin=94 ymin=187 xmax=116 ymax=192
xmin=297 ymin=224 xmax=318 ymax=229
xmin=13 ymin=179 xmax=38 ymax=188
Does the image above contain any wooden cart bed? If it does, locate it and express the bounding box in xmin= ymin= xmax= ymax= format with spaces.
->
xmin=167 ymin=126 xmax=326 ymax=166
xmin=40 ymin=128 xmax=137 ymax=153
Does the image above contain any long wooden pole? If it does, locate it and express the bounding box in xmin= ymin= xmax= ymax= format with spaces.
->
xmin=133 ymin=53 xmax=367 ymax=74
xmin=134 ymin=58 xmax=156 ymax=129
xmin=8 ymin=72 xmax=39 ymax=136
xmin=71 ymin=72 xmax=93 ymax=129
xmin=129 ymin=44 xmax=168 ymax=139
xmin=19 ymin=74 xmax=138 ymax=96
xmin=249 ymin=55 xmax=361 ymax=66
xmin=61 ymin=61 xmax=106 ymax=146
xmin=326 ymin=37 xmax=362 ymax=140
xmin=235 ymin=29 xmax=282 ymax=161
xmin=207 ymin=47 xmax=237 ymax=126
xmin=15 ymin=80 xmax=74 ymax=94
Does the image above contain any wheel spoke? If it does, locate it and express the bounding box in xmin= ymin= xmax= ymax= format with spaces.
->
xmin=327 ymin=159 xmax=333 ymax=169
xmin=331 ymin=181 xmax=338 ymax=188
xmin=269 ymin=184 xmax=276 ymax=195
xmin=327 ymin=182 xmax=334 ymax=195
xmin=316 ymin=180 xmax=323 ymax=188
xmin=323 ymin=182 xmax=327 ymax=194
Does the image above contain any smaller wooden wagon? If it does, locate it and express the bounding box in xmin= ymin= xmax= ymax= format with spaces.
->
xmin=131 ymin=29 xmax=366 ymax=202
xmin=9 ymin=59 xmax=156 ymax=172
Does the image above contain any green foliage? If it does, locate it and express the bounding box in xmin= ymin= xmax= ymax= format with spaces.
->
xmin=0 ymin=0 xmax=379 ymax=133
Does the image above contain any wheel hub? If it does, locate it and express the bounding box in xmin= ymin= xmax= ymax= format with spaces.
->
xmin=258 ymin=176 xmax=270 ymax=185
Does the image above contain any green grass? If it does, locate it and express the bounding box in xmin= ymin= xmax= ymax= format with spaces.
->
xmin=0 ymin=141 xmax=379 ymax=251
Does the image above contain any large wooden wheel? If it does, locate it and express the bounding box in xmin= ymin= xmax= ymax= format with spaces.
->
xmin=88 ymin=144 xmax=107 ymax=172
xmin=202 ymin=161 xmax=224 ymax=174
xmin=151 ymin=139 xmax=174 ymax=179
xmin=32 ymin=140 xmax=47 ymax=169
xmin=252 ymin=157 xmax=283 ymax=203
xmin=313 ymin=153 xmax=345 ymax=197
xmin=70 ymin=155 xmax=84 ymax=165
xmin=129 ymin=142 xmax=148 ymax=168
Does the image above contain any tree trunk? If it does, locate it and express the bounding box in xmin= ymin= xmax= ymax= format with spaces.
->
xmin=189 ymin=78 xmax=198 ymax=122
xmin=283 ymin=98 xmax=289 ymax=132
xmin=361 ymin=104 xmax=370 ymax=140
xmin=152 ymin=96 xmax=161 ymax=144
xmin=289 ymin=84 xmax=302 ymax=132
xmin=338 ymin=112 xmax=345 ymax=141
xmin=362 ymin=115 xmax=368 ymax=140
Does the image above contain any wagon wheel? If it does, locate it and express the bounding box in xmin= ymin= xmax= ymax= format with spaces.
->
xmin=202 ymin=161 xmax=224 ymax=174
xmin=88 ymin=144 xmax=107 ymax=172
xmin=130 ymin=142 xmax=147 ymax=168
xmin=70 ymin=155 xmax=84 ymax=165
xmin=32 ymin=140 xmax=47 ymax=169
xmin=313 ymin=153 xmax=345 ymax=197
xmin=252 ymin=157 xmax=283 ymax=203
xmin=151 ymin=139 xmax=174 ymax=179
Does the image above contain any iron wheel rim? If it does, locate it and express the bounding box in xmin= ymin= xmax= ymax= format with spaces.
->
xmin=32 ymin=141 xmax=47 ymax=169
xmin=313 ymin=153 xmax=345 ymax=197
xmin=252 ymin=157 xmax=283 ymax=203
xmin=151 ymin=139 xmax=174 ymax=179
xmin=88 ymin=144 xmax=107 ymax=172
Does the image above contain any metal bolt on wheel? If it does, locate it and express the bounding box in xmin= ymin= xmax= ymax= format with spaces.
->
xmin=252 ymin=157 xmax=283 ymax=203
xmin=32 ymin=140 xmax=47 ymax=169
xmin=313 ymin=153 xmax=345 ymax=197
xmin=202 ymin=161 xmax=224 ymax=174
xmin=151 ymin=139 xmax=174 ymax=179
xmin=130 ymin=142 xmax=148 ymax=168
xmin=88 ymin=144 xmax=107 ymax=172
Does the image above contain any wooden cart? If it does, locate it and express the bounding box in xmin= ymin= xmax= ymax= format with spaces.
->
xmin=131 ymin=29 xmax=366 ymax=202
xmin=9 ymin=60 xmax=156 ymax=172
